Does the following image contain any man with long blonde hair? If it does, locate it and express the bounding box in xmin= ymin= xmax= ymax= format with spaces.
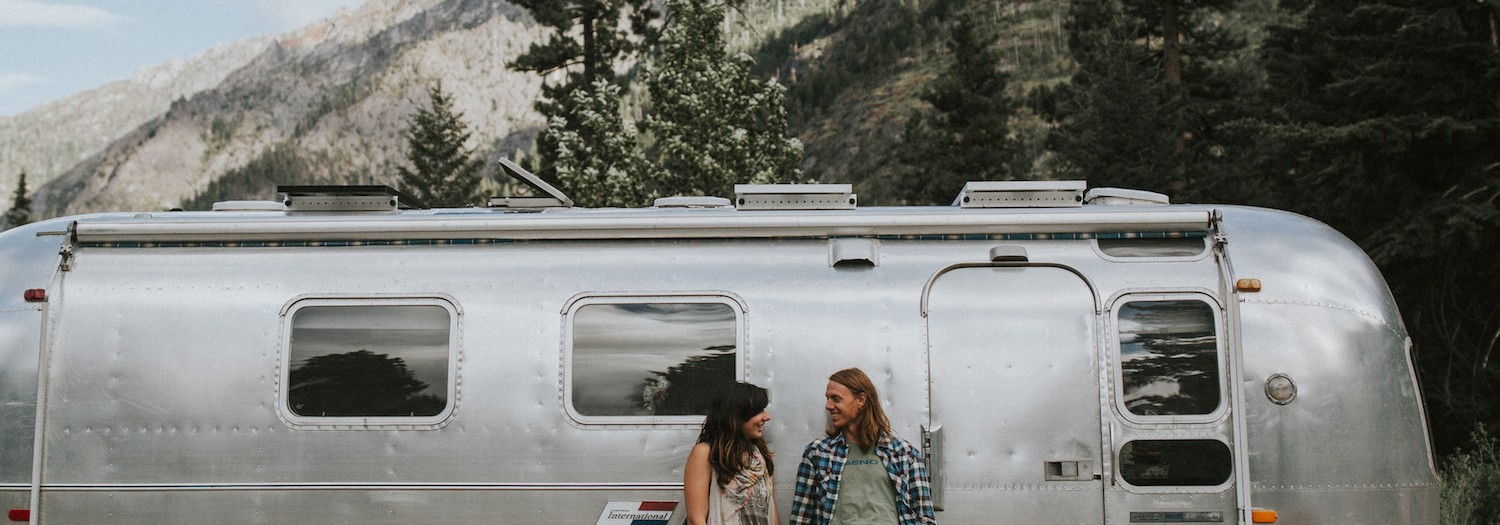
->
xmin=790 ymin=368 xmax=935 ymax=525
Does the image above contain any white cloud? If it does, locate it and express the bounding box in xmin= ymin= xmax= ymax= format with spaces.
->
xmin=0 ymin=73 xmax=46 ymax=91
xmin=252 ymin=0 xmax=365 ymax=31
xmin=0 ymin=0 xmax=127 ymax=28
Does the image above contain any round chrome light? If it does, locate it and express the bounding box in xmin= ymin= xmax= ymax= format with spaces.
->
xmin=1265 ymin=373 xmax=1297 ymax=405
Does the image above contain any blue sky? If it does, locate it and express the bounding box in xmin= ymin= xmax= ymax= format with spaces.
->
xmin=0 ymin=0 xmax=365 ymax=116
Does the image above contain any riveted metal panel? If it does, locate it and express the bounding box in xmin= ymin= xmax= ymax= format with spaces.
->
xmin=926 ymin=266 xmax=1103 ymax=521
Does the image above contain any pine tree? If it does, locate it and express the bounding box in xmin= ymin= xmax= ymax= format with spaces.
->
xmin=1256 ymin=0 xmax=1500 ymax=455
xmin=643 ymin=0 xmax=803 ymax=198
xmin=895 ymin=16 xmax=1022 ymax=205
xmin=551 ymin=79 xmax=652 ymax=207
xmin=1037 ymin=2 xmax=1179 ymax=190
xmin=1119 ymin=0 xmax=1238 ymax=85
xmin=1118 ymin=0 xmax=1246 ymax=171
xmin=1039 ymin=0 xmax=1257 ymax=194
xmin=510 ymin=0 xmax=661 ymax=181
xmin=4 ymin=171 xmax=32 ymax=229
xmin=398 ymin=82 xmax=485 ymax=208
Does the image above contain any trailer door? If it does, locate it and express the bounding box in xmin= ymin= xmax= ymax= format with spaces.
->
xmin=925 ymin=265 xmax=1104 ymax=523
xmin=1102 ymin=293 xmax=1239 ymax=525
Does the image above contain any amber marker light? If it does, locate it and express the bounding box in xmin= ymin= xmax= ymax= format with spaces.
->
xmin=1235 ymin=278 xmax=1263 ymax=292
xmin=1251 ymin=508 xmax=1278 ymax=523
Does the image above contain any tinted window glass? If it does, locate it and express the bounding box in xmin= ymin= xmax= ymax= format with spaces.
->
xmin=1120 ymin=440 xmax=1233 ymax=486
xmin=288 ymin=305 xmax=450 ymax=417
xmin=1118 ymin=300 xmax=1221 ymax=416
xmin=1097 ymin=237 xmax=1206 ymax=257
xmin=571 ymin=302 xmax=736 ymax=417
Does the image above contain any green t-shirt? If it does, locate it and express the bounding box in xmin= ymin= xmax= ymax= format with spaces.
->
xmin=831 ymin=444 xmax=900 ymax=525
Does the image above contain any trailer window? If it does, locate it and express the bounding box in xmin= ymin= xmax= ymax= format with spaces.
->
xmin=1120 ymin=439 xmax=1232 ymax=486
xmin=1116 ymin=299 xmax=1222 ymax=417
xmin=284 ymin=301 xmax=455 ymax=423
xmin=1096 ymin=237 xmax=1206 ymax=258
xmin=566 ymin=298 xmax=740 ymax=421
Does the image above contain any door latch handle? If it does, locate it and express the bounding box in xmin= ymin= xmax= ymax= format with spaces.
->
xmin=1044 ymin=460 xmax=1094 ymax=481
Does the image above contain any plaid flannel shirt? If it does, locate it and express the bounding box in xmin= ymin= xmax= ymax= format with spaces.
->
xmin=789 ymin=432 xmax=936 ymax=525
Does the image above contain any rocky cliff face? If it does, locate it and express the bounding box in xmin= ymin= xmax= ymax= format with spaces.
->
xmin=26 ymin=0 xmax=552 ymax=216
xmin=0 ymin=37 xmax=273 ymax=203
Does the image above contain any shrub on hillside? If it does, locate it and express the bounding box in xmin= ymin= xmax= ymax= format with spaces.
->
xmin=1441 ymin=425 xmax=1500 ymax=524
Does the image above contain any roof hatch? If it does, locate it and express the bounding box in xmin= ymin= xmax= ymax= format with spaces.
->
xmin=953 ymin=180 xmax=1086 ymax=208
xmin=735 ymin=184 xmax=857 ymax=210
xmin=654 ymin=196 xmax=732 ymax=208
xmin=1084 ymin=187 xmax=1170 ymax=205
xmin=488 ymin=157 xmax=574 ymax=209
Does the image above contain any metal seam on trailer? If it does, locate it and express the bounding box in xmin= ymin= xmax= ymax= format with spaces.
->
xmin=35 ymin=482 xmax=684 ymax=492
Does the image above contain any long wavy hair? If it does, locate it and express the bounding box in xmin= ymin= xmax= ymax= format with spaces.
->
xmin=825 ymin=368 xmax=891 ymax=452
xmin=697 ymin=382 xmax=774 ymax=486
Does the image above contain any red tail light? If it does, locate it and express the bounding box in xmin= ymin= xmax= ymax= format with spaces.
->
xmin=22 ymin=289 xmax=46 ymax=302
xmin=7 ymin=508 xmax=29 ymax=522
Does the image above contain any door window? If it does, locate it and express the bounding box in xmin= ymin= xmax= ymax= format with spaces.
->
xmin=1119 ymin=439 xmax=1233 ymax=487
xmin=1114 ymin=297 xmax=1224 ymax=420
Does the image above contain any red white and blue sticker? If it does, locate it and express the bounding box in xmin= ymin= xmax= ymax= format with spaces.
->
xmin=594 ymin=501 xmax=678 ymax=525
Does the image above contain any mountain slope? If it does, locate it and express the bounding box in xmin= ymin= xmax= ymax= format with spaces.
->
xmin=0 ymin=37 xmax=272 ymax=201
xmin=759 ymin=0 xmax=1071 ymax=203
xmin=31 ymin=0 xmax=546 ymax=216
xmin=19 ymin=0 xmax=1069 ymax=216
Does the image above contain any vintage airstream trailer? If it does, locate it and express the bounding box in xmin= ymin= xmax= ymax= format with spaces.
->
xmin=0 ymin=169 xmax=1437 ymax=524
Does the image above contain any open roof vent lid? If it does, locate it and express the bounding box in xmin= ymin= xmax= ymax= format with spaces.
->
xmin=488 ymin=157 xmax=574 ymax=209
xmin=954 ymin=180 xmax=1086 ymax=208
xmin=735 ymin=184 xmax=857 ymax=210
xmin=1084 ymin=187 xmax=1170 ymax=205
xmin=278 ymin=186 xmax=410 ymax=212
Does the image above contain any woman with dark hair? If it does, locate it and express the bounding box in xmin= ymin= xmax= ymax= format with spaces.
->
xmin=790 ymin=368 xmax=935 ymax=525
xmin=685 ymin=382 xmax=776 ymax=525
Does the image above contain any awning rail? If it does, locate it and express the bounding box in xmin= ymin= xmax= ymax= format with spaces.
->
xmin=71 ymin=208 xmax=1214 ymax=244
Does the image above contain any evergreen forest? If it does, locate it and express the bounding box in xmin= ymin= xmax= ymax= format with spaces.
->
xmin=501 ymin=0 xmax=1498 ymax=520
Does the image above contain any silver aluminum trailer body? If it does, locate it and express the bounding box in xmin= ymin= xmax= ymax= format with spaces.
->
xmin=0 ymin=196 xmax=1437 ymax=524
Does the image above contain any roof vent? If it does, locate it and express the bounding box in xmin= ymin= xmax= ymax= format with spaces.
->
xmin=212 ymin=200 xmax=287 ymax=212
xmin=654 ymin=196 xmax=732 ymax=208
xmin=488 ymin=157 xmax=574 ymax=209
xmin=954 ymin=180 xmax=1085 ymax=208
xmin=1084 ymin=187 xmax=1170 ymax=205
xmin=735 ymin=184 xmax=857 ymax=210
xmin=279 ymin=186 xmax=409 ymax=212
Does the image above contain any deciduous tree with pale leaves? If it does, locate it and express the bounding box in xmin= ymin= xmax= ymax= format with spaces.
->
xmin=550 ymin=79 xmax=652 ymax=207
xmin=509 ymin=0 xmax=661 ymax=181
xmin=643 ymin=0 xmax=803 ymax=198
